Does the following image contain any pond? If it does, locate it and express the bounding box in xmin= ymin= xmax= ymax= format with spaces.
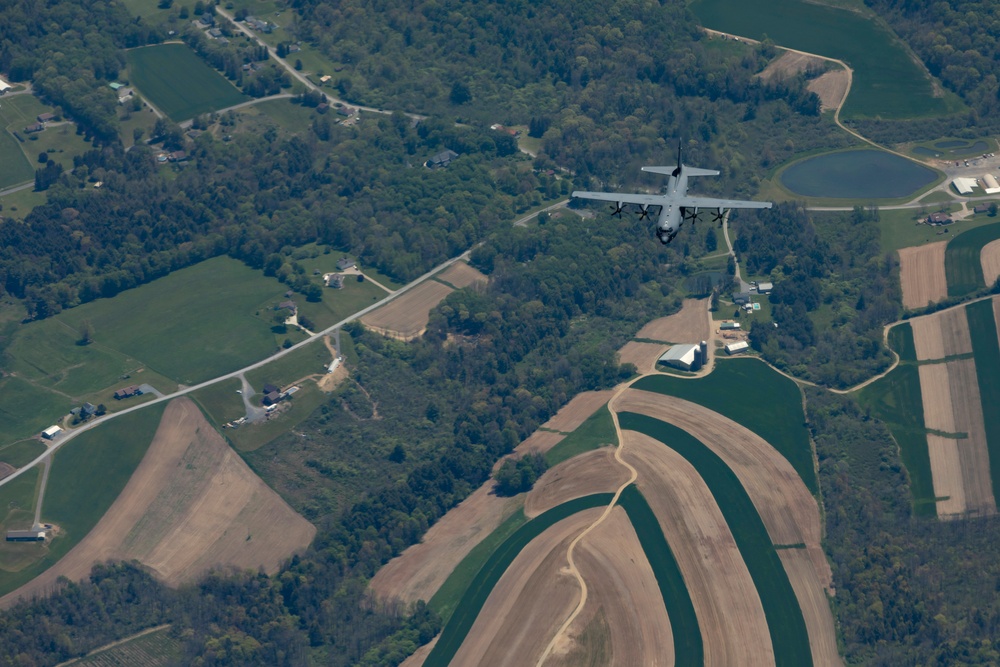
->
xmin=780 ymin=149 xmax=938 ymax=199
xmin=914 ymin=140 xmax=990 ymax=158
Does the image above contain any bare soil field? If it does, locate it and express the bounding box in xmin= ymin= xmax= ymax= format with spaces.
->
xmin=623 ymin=431 xmax=773 ymax=666
xmin=634 ymin=299 xmax=710 ymax=344
xmin=524 ymin=448 xmax=631 ymax=518
xmin=927 ymin=434 xmax=967 ymax=517
xmin=757 ymin=52 xmax=823 ymax=83
xmin=917 ymin=359 xmax=996 ymax=518
xmin=910 ymin=307 xmax=973 ymax=360
xmin=547 ymin=506 xmax=673 ymax=667
xmin=360 ymin=281 xmax=454 ymax=340
xmin=437 ymin=261 xmax=487 ymax=289
xmin=317 ymin=363 xmax=348 ymax=392
xmin=541 ymin=390 xmax=615 ymax=433
xmin=449 ymin=509 xmax=602 ymax=667
xmin=898 ymin=241 xmax=948 ymax=309
xmin=807 ymin=69 xmax=850 ymax=111
xmin=514 ymin=430 xmax=566 ymax=455
xmin=370 ymin=482 xmax=521 ymax=605
xmin=617 ymin=341 xmax=668 ymax=374
xmin=981 ymin=240 xmax=1000 ymax=290
xmin=777 ymin=549 xmax=841 ymax=667
xmin=2 ymin=399 xmax=314 ymax=606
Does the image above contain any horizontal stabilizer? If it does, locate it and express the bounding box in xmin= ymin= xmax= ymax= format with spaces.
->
xmin=641 ymin=165 xmax=720 ymax=177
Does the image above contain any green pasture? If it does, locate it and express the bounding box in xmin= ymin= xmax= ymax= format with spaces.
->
xmin=428 ymin=507 xmax=528 ymax=623
xmin=0 ymin=130 xmax=32 ymax=189
xmin=888 ymin=322 xmax=916 ymax=363
xmin=871 ymin=204 xmax=990 ymax=254
xmin=127 ymin=44 xmax=247 ymax=121
xmin=296 ymin=278 xmax=392 ymax=331
xmin=189 ymin=378 xmax=245 ymax=429
xmin=918 ymin=191 xmax=956 ymax=204
xmin=425 ymin=493 xmax=615 ymax=666
xmin=252 ymin=98 xmax=316 ymax=132
xmin=0 ymin=440 xmax=46 ymax=468
xmin=691 ymin=0 xmax=963 ymax=120
xmin=616 ymin=485 xmax=703 ymax=666
xmin=0 ymin=468 xmax=42 ymax=574
xmin=0 ymin=375 xmax=72 ymax=448
xmin=0 ymin=404 xmax=165 ymax=596
xmin=54 ymin=256 xmax=290 ymax=386
xmin=77 ymin=626 xmax=182 ymax=666
xmin=945 ymin=222 xmax=1000 ymax=296
xmin=245 ymin=338 xmax=331 ymax=390
xmin=21 ymin=124 xmax=92 ymax=172
xmin=619 ymin=413 xmax=812 ymax=667
xmin=632 ymin=357 xmax=816 ymax=493
xmin=0 ymin=187 xmax=46 ymax=219
xmin=543 ymin=405 xmax=616 ymax=467
xmin=856 ymin=363 xmax=935 ymax=516
xmin=965 ymin=299 xmax=1000 ymax=507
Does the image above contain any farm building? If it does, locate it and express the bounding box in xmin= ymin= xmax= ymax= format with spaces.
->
xmin=983 ymin=174 xmax=1000 ymax=194
xmin=23 ymin=122 xmax=43 ymax=133
xmin=114 ymin=385 xmax=142 ymax=400
xmin=336 ymin=257 xmax=356 ymax=271
xmin=0 ymin=79 xmax=11 ymax=93
xmin=263 ymin=391 xmax=281 ymax=406
xmin=952 ymin=177 xmax=977 ymax=195
xmin=6 ymin=529 xmax=45 ymax=542
xmin=41 ymin=425 xmax=62 ymax=439
xmin=725 ymin=341 xmax=750 ymax=355
xmin=36 ymin=112 xmax=55 ymax=123
xmin=974 ymin=204 xmax=991 ymax=214
xmin=756 ymin=281 xmax=773 ymax=294
xmin=659 ymin=344 xmax=701 ymax=371
xmin=326 ymin=273 xmax=344 ymax=288
xmin=720 ymin=321 xmax=741 ymax=331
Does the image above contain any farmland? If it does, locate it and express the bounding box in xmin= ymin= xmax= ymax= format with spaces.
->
xmin=360 ymin=280 xmax=454 ymax=340
xmin=945 ymin=222 xmax=1000 ymax=296
xmin=632 ymin=357 xmax=816 ymax=493
xmin=126 ymin=44 xmax=247 ymax=121
xmin=691 ymin=0 xmax=963 ymax=119
xmin=620 ymin=412 xmax=813 ymax=667
xmin=965 ymin=299 xmax=1000 ymax=507
xmin=898 ymin=241 xmax=948 ymax=309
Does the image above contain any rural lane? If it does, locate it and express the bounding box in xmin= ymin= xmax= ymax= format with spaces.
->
xmin=0 ymin=247 xmax=477 ymax=491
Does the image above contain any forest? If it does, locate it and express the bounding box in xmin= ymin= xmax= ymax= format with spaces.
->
xmin=1 ymin=0 xmax=999 ymax=664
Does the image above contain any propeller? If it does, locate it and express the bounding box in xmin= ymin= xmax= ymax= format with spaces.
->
xmin=683 ymin=207 xmax=700 ymax=226
xmin=636 ymin=204 xmax=652 ymax=221
xmin=610 ymin=201 xmax=626 ymax=218
xmin=712 ymin=207 xmax=726 ymax=225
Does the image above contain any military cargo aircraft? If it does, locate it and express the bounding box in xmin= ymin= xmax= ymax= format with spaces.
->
xmin=572 ymin=144 xmax=772 ymax=244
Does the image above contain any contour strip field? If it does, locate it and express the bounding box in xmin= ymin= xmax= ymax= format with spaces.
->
xmin=981 ymin=239 xmax=1000 ymax=289
xmin=898 ymin=241 xmax=948 ymax=309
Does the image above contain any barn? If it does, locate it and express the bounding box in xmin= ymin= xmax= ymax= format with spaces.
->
xmin=659 ymin=344 xmax=701 ymax=371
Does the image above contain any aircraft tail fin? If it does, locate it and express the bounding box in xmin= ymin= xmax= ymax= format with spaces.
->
xmin=642 ymin=165 xmax=720 ymax=177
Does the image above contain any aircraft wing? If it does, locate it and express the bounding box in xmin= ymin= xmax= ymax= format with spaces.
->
xmin=675 ymin=196 xmax=772 ymax=210
xmin=571 ymin=191 xmax=666 ymax=206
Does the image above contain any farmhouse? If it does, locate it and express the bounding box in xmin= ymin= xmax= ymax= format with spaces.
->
xmin=263 ymin=391 xmax=281 ymax=406
xmin=23 ymin=122 xmax=43 ymax=133
xmin=733 ymin=292 xmax=752 ymax=305
xmin=36 ymin=112 xmax=55 ymax=123
xmin=336 ymin=257 xmax=356 ymax=271
xmin=659 ymin=344 xmax=702 ymax=371
xmin=114 ymin=384 xmax=142 ymax=400
xmin=426 ymin=149 xmax=459 ymax=168
xmin=927 ymin=211 xmax=953 ymax=225
xmin=720 ymin=321 xmax=741 ymax=331
xmin=725 ymin=341 xmax=750 ymax=355
xmin=41 ymin=425 xmax=62 ymax=439
xmin=326 ymin=273 xmax=344 ymax=288
xmin=6 ymin=529 xmax=45 ymax=542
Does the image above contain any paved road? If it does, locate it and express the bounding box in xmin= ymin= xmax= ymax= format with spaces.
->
xmin=0 ymin=246 xmax=476 ymax=491
xmin=0 ymin=181 xmax=33 ymax=198
xmin=514 ymin=199 xmax=570 ymax=227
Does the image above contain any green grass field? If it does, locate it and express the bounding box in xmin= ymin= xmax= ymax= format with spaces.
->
xmin=856 ymin=363 xmax=936 ymax=515
xmin=619 ymin=413 xmax=812 ymax=667
xmin=126 ymin=44 xmax=247 ymax=121
xmin=543 ymin=405 xmax=616 ymax=467
xmin=632 ymin=358 xmax=817 ymax=493
xmin=424 ymin=493 xmax=614 ymax=666
xmin=0 ymin=375 xmax=73 ymax=449
xmin=296 ymin=278 xmax=391 ymax=331
xmin=0 ymin=468 xmax=42 ymax=573
xmin=0 ymin=94 xmax=49 ymax=188
xmin=252 ymin=98 xmax=316 ymax=132
xmin=964 ymin=299 xmax=1000 ymax=507
xmin=0 ymin=130 xmax=33 ymax=189
xmin=189 ymin=378 xmax=246 ymax=429
xmin=691 ymin=0 xmax=963 ymax=120
xmin=0 ymin=187 xmax=46 ymax=219
xmin=616 ymin=485 xmax=703 ymax=666
xmin=0 ymin=440 xmax=46 ymax=468
xmin=888 ymin=322 xmax=916 ymax=363
xmin=0 ymin=404 xmax=165 ymax=596
xmin=245 ymin=338 xmax=331 ymax=390
xmin=945 ymin=222 xmax=1000 ymax=296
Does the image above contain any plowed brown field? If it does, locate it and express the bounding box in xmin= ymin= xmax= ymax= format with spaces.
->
xmin=635 ymin=299 xmax=710 ymax=343
xmin=524 ymin=448 xmax=630 ymax=518
xmin=623 ymin=431 xmax=773 ymax=666
xmin=910 ymin=307 xmax=973 ymax=360
xmin=617 ymin=341 xmax=669 ymax=374
xmin=807 ymin=69 xmax=850 ymax=111
xmin=757 ymin=52 xmax=822 ymax=83
xmin=437 ymin=262 xmax=487 ymax=289
xmin=1 ymin=398 xmax=314 ymax=607
xmin=360 ymin=281 xmax=454 ymax=340
xmin=778 ymin=549 xmax=841 ymax=667
xmin=898 ymin=241 xmax=948 ymax=309
xmin=449 ymin=509 xmax=601 ymax=666
xmin=547 ymin=507 xmax=673 ymax=667
xmin=541 ymin=390 xmax=615 ymax=433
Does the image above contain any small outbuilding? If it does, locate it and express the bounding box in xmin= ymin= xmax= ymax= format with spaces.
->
xmin=725 ymin=341 xmax=750 ymax=355
xmin=336 ymin=257 xmax=356 ymax=271
xmin=756 ymin=281 xmax=773 ymax=294
xmin=41 ymin=425 xmax=62 ymax=439
xmin=6 ymin=529 xmax=45 ymax=542
xmin=720 ymin=321 xmax=741 ymax=331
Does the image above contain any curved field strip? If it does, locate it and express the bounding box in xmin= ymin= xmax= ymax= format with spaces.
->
xmin=909 ymin=307 xmax=973 ymax=360
xmin=634 ymin=298 xmax=710 ymax=344
xmin=946 ymin=222 xmax=1000 ymax=297
xmin=620 ymin=413 xmax=813 ymax=667
xmin=966 ymin=299 xmax=1000 ymax=509
xmin=423 ymin=494 xmax=613 ymax=667
xmin=436 ymin=261 xmax=487 ymax=289
xmin=631 ymin=358 xmax=817 ymax=493
xmin=982 ymin=239 xmax=1000 ymax=289
xmin=546 ymin=506 xmax=674 ymax=666
xmin=623 ymin=430 xmax=771 ymax=665
xmin=524 ymin=448 xmax=631 ymax=518
xmin=540 ymin=390 xmax=615 ymax=434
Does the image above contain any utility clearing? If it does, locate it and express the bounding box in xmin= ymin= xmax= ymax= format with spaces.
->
xmin=1 ymin=398 xmax=314 ymax=606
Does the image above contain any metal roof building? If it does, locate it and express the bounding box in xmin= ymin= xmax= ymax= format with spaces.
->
xmin=41 ymin=425 xmax=62 ymax=439
xmin=659 ymin=344 xmax=700 ymax=371
xmin=983 ymin=174 xmax=1000 ymax=194
xmin=952 ymin=177 xmax=978 ymax=195
xmin=725 ymin=341 xmax=750 ymax=355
